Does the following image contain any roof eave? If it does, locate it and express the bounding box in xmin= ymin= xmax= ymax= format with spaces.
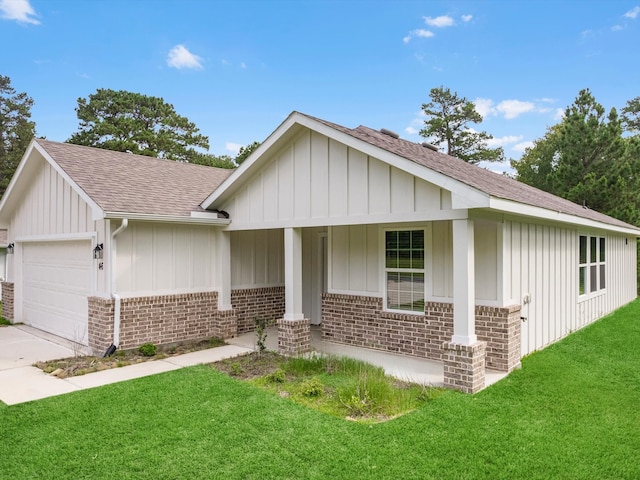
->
xmin=489 ymin=197 xmax=640 ymax=236
xmin=104 ymin=211 xmax=231 ymax=226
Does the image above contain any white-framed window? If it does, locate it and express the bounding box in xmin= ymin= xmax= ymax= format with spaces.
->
xmin=579 ymin=235 xmax=605 ymax=296
xmin=384 ymin=229 xmax=425 ymax=313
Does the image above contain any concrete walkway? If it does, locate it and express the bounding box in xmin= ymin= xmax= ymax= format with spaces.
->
xmin=0 ymin=326 xmax=252 ymax=406
xmin=0 ymin=324 xmax=507 ymax=406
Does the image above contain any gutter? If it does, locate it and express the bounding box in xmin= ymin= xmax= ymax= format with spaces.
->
xmin=103 ymin=219 xmax=129 ymax=357
xmin=104 ymin=211 xmax=231 ymax=226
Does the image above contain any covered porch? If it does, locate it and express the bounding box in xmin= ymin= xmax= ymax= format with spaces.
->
xmin=227 ymin=326 xmax=509 ymax=388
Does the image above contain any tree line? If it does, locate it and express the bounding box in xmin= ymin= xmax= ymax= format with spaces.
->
xmin=2 ymin=75 xmax=640 ymax=231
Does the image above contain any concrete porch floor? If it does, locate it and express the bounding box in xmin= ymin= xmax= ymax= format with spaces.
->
xmin=227 ymin=326 xmax=508 ymax=389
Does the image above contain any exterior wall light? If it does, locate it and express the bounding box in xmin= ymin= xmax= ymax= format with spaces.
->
xmin=7 ymin=243 xmax=14 ymax=254
xmin=93 ymin=243 xmax=104 ymax=260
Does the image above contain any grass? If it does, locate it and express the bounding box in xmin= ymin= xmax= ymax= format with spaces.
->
xmin=213 ymin=352 xmax=442 ymax=422
xmin=2 ymin=299 xmax=640 ymax=479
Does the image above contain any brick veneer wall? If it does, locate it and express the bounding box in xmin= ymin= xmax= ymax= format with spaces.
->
xmin=231 ymin=286 xmax=285 ymax=334
xmin=322 ymin=293 xmax=521 ymax=372
xmin=1 ymin=282 xmax=14 ymax=321
xmin=88 ymin=291 xmax=237 ymax=353
xmin=476 ymin=304 xmax=521 ymax=372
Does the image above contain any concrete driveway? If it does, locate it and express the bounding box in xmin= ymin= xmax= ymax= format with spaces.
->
xmin=0 ymin=325 xmax=81 ymax=405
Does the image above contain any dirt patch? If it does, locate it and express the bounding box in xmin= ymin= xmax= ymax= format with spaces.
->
xmin=36 ymin=337 xmax=227 ymax=378
xmin=209 ymin=351 xmax=283 ymax=379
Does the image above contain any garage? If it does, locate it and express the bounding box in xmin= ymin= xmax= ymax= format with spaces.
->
xmin=22 ymin=240 xmax=93 ymax=345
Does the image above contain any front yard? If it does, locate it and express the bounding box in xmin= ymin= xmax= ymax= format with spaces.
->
xmin=1 ymin=299 xmax=640 ymax=479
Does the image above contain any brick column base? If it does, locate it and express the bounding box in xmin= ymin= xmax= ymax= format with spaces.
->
xmin=277 ymin=318 xmax=310 ymax=356
xmin=443 ymin=341 xmax=486 ymax=394
xmin=1 ymin=282 xmax=14 ymax=322
xmin=215 ymin=309 xmax=238 ymax=339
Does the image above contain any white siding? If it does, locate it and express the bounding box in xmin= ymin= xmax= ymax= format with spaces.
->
xmin=431 ymin=221 xmax=453 ymax=298
xmin=230 ymin=229 xmax=284 ymax=288
xmin=505 ymin=220 xmax=637 ymax=356
xmin=223 ymin=129 xmax=451 ymax=230
xmin=10 ymin=159 xmax=98 ymax=239
xmin=115 ymin=222 xmax=218 ymax=296
xmin=329 ymin=224 xmax=379 ymax=295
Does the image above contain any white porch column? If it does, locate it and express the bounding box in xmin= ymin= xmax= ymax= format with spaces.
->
xmin=451 ymin=218 xmax=477 ymax=345
xmin=215 ymin=230 xmax=233 ymax=311
xmin=283 ymin=227 xmax=304 ymax=320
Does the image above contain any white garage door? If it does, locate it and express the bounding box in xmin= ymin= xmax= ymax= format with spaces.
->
xmin=22 ymin=241 xmax=92 ymax=345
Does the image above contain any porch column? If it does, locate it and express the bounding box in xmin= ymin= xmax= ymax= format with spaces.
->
xmin=213 ymin=230 xmax=237 ymax=338
xmin=443 ymin=218 xmax=486 ymax=393
xmin=278 ymin=227 xmax=310 ymax=355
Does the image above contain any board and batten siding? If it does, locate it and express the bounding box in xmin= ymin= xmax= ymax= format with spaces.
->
xmin=223 ymin=129 xmax=450 ymax=230
xmin=9 ymin=157 xmax=101 ymax=239
xmin=504 ymin=220 xmax=637 ymax=356
xmin=115 ymin=222 xmax=218 ymax=296
xmin=329 ymin=224 xmax=379 ymax=295
xmin=230 ymin=229 xmax=284 ymax=288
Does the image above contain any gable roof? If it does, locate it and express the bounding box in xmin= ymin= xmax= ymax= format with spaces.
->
xmin=203 ymin=112 xmax=639 ymax=234
xmin=0 ymin=139 xmax=234 ymax=223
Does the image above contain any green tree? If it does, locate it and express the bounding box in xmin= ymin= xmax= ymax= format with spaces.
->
xmin=420 ymin=86 xmax=504 ymax=164
xmin=0 ymin=75 xmax=36 ymax=198
xmin=621 ymin=96 xmax=640 ymax=134
xmin=68 ymin=89 xmax=210 ymax=163
xmin=189 ymin=152 xmax=236 ymax=169
xmin=512 ymin=89 xmax=640 ymax=226
xmin=234 ymin=141 xmax=260 ymax=165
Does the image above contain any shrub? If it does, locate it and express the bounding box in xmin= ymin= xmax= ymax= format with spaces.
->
xmin=300 ymin=377 xmax=324 ymax=397
xmin=266 ymin=369 xmax=286 ymax=383
xmin=138 ymin=343 xmax=157 ymax=357
xmin=254 ymin=318 xmax=268 ymax=352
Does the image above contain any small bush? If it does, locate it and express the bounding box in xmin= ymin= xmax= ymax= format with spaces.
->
xmin=266 ymin=369 xmax=286 ymax=384
xmin=230 ymin=362 xmax=243 ymax=376
xmin=138 ymin=343 xmax=157 ymax=357
xmin=254 ymin=318 xmax=268 ymax=352
xmin=300 ymin=377 xmax=324 ymax=397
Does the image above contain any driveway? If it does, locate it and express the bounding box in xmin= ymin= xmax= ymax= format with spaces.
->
xmin=0 ymin=325 xmax=81 ymax=405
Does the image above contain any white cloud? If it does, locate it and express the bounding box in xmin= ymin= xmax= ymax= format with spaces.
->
xmin=624 ymin=6 xmax=640 ymax=19
xmin=612 ymin=24 xmax=624 ymax=31
xmin=0 ymin=0 xmax=39 ymax=24
xmin=485 ymin=135 xmax=523 ymax=148
xmin=461 ymin=14 xmax=473 ymax=22
xmin=513 ymin=141 xmax=534 ymax=152
xmin=424 ymin=15 xmax=455 ymax=27
xmin=474 ymin=98 xmax=496 ymax=117
xmin=496 ymin=100 xmax=535 ymax=119
xmin=167 ymin=44 xmax=203 ymax=70
xmin=405 ymin=126 xmax=419 ymax=135
xmin=403 ymin=28 xmax=434 ymax=43
xmin=225 ymin=142 xmax=243 ymax=154
xmin=240 ymin=62 xmax=247 ymax=69
xmin=553 ymin=108 xmax=565 ymax=121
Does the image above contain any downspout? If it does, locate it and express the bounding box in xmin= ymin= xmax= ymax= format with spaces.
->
xmin=103 ymin=219 xmax=129 ymax=357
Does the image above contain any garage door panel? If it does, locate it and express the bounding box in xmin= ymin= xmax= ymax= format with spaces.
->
xmin=22 ymin=241 xmax=92 ymax=345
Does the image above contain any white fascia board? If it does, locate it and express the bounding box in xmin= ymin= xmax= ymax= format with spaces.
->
xmin=104 ymin=211 xmax=231 ymax=226
xmin=201 ymin=112 xmax=490 ymax=211
xmin=201 ymin=113 xmax=302 ymax=209
xmin=31 ymin=141 xmax=106 ymax=221
xmin=489 ymin=197 xmax=640 ymax=236
xmin=292 ymin=115 xmax=491 ymax=209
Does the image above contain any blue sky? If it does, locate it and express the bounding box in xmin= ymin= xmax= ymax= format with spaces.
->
xmin=1 ymin=0 xmax=639 ymax=173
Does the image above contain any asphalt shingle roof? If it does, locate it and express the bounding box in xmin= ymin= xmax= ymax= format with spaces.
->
xmin=308 ymin=114 xmax=637 ymax=231
xmin=37 ymin=139 xmax=234 ymax=217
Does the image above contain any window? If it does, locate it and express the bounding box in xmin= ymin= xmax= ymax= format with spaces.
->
xmin=579 ymin=235 xmax=605 ymax=296
xmin=385 ymin=230 xmax=425 ymax=312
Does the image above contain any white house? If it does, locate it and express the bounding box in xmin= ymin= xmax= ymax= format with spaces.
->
xmin=0 ymin=112 xmax=637 ymax=392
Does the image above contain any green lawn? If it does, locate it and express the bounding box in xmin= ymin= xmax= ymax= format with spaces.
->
xmin=2 ymin=300 xmax=640 ymax=479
